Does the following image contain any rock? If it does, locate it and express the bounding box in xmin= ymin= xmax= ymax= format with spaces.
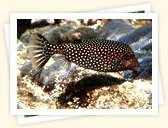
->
xmin=40 ymin=60 xmax=61 ymax=85
xmin=100 ymin=19 xmax=134 ymax=39
xmin=20 ymin=62 xmax=33 ymax=77
xmin=74 ymin=27 xmax=100 ymax=40
xmin=139 ymin=56 xmax=152 ymax=66
xmin=137 ymin=56 xmax=152 ymax=79
xmin=123 ymin=70 xmax=136 ymax=80
xmin=140 ymin=39 xmax=152 ymax=51
xmin=131 ymin=38 xmax=152 ymax=52
xmin=17 ymin=44 xmax=25 ymax=51
xmin=17 ymin=40 xmax=28 ymax=51
xmin=117 ymin=23 xmax=152 ymax=44
xmin=20 ymin=25 xmax=66 ymax=44
xmin=41 ymin=22 xmax=81 ymax=43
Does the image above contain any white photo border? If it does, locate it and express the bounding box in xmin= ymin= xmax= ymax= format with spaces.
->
xmin=10 ymin=13 xmax=158 ymax=115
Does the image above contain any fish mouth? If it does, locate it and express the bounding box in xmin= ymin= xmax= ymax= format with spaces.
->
xmin=124 ymin=60 xmax=139 ymax=71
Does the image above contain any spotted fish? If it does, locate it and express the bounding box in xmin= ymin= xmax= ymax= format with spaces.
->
xmin=29 ymin=33 xmax=139 ymax=72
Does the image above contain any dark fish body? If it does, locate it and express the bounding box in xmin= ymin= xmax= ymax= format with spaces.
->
xmin=29 ymin=33 xmax=139 ymax=72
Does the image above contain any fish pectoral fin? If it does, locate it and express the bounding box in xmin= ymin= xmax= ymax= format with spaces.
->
xmin=62 ymin=60 xmax=71 ymax=71
xmin=53 ymin=55 xmax=71 ymax=71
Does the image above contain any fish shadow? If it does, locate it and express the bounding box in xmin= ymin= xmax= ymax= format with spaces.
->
xmin=57 ymin=74 xmax=126 ymax=108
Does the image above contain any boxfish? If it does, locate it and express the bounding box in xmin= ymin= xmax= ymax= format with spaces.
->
xmin=29 ymin=33 xmax=139 ymax=72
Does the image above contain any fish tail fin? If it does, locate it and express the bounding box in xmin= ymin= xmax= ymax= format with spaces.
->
xmin=29 ymin=33 xmax=63 ymax=70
